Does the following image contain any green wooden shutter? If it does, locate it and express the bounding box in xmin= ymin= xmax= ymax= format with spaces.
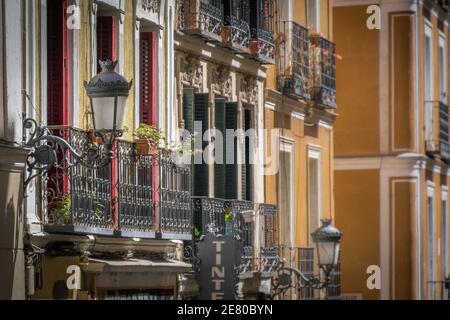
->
xmin=193 ymin=93 xmax=209 ymax=197
xmin=214 ymin=99 xmax=226 ymax=199
xmin=183 ymin=88 xmax=194 ymax=133
xmin=225 ymin=102 xmax=238 ymax=200
xmin=242 ymin=109 xmax=253 ymax=201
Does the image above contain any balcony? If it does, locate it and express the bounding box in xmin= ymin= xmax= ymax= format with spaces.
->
xmin=221 ymin=0 xmax=251 ymax=53
xmin=310 ymin=35 xmax=337 ymax=109
xmin=178 ymin=0 xmax=224 ymax=42
xmin=278 ymin=21 xmax=310 ymax=100
xmin=248 ymin=0 xmax=275 ymax=64
xmin=192 ymin=197 xmax=255 ymax=273
xmin=259 ymin=203 xmax=279 ymax=274
xmin=41 ymin=127 xmax=192 ymax=240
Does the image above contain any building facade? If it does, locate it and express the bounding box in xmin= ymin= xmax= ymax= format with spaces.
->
xmin=264 ymin=0 xmax=339 ymax=299
xmin=1 ymin=0 xmax=193 ymax=300
xmin=334 ymin=0 xmax=450 ymax=300
xmin=174 ymin=0 xmax=279 ymax=299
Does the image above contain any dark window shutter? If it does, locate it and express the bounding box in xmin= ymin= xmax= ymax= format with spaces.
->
xmin=242 ymin=109 xmax=252 ymax=201
xmin=140 ymin=32 xmax=154 ymax=124
xmin=97 ymin=16 xmax=115 ymax=73
xmin=47 ymin=0 xmax=67 ymax=126
xmin=193 ymin=93 xmax=210 ymax=197
xmin=183 ymin=88 xmax=195 ymax=133
xmin=214 ymin=100 xmax=226 ymax=199
xmin=225 ymin=102 xmax=238 ymax=200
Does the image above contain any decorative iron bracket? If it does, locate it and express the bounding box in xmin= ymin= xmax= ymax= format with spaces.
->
xmin=22 ymin=116 xmax=118 ymax=191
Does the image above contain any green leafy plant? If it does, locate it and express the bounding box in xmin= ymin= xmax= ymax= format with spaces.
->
xmin=224 ymin=212 xmax=234 ymax=223
xmin=134 ymin=123 xmax=162 ymax=145
xmin=50 ymin=194 xmax=72 ymax=224
xmin=194 ymin=227 xmax=203 ymax=241
xmin=92 ymin=200 xmax=105 ymax=221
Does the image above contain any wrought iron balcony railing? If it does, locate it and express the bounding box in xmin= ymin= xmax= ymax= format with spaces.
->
xmin=249 ymin=0 xmax=275 ymax=64
xmin=192 ymin=197 xmax=255 ymax=274
xmin=221 ymin=0 xmax=251 ymax=52
xmin=43 ymin=126 xmax=115 ymax=236
xmin=278 ymin=21 xmax=310 ymax=100
xmin=178 ymin=0 xmax=224 ymax=42
xmin=258 ymin=204 xmax=279 ymax=274
xmin=310 ymin=35 xmax=337 ymax=109
xmin=260 ymin=247 xmax=280 ymax=274
xmin=41 ymin=127 xmax=192 ymax=240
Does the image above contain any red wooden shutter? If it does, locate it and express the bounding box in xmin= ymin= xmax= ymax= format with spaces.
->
xmin=140 ymin=32 xmax=155 ymax=125
xmin=97 ymin=16 xmax=116 ymax=72
xmin=47 ymin=0 xmax=68 ymax=126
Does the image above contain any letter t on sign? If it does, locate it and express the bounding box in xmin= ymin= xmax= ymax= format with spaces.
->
xmin=213 ymin=241 xmax=225 ymax=265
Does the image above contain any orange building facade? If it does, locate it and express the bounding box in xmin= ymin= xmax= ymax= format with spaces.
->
xmin=264 ymin=0 xmax=339 ymax=299
xmin=334 ymin=0 xmax=450 ymax=300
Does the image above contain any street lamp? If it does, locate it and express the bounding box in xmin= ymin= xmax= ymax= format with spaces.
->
xmin=312 ymin=219 xmax=342 ymax=274
xmin=23 ymin=60 xmax=132 ymax=188
xmin=84 ymin=60 xmax=132 ymax=144
xmin=271 ymin=219 xmax=343 ymax=299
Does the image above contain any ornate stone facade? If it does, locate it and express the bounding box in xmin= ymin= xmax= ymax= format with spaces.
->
xmin=240 ymin=75 xmax=258 ymax=105
xmin=211 ymin=65 xmax=232 ymax=98
xmin=180 ymin=54 xmax=203 ymax=89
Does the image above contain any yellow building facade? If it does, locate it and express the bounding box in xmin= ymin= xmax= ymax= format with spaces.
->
xmin=334 ymin=0 xmax=450 ymax=300
xmin=264 ymin=0 xmax=339 ymax=298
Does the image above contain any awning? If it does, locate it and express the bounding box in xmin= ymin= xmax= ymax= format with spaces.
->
xmin=82 ymin=258 xmax=192 ymax=289
xmin=83 ymin=258 xmax=192 ymax=273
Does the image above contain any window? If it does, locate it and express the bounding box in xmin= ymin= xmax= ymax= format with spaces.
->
xmin=439 ymin=36 xmax=447 ymax=102
xmin=139 ymin=32 xmax=156 ymax=125
xmin=308 ymin=147 xmax=321 ymax=246
xmin=96 ymin=15 xmax=116 ymax=73
xmin=242 ymin=108 xmax=254 ymax=201
xmin=425 ymin=25 xmax=434 ymax=142
xmin=47 ymin=0 xmax=69 ymax=126
xmin=427 ymin=187 xmax=436 ymax=300
xmin=279 ymin=141 xmax=294 ymax=259
xmin=183 ymin=89 xmax=209 ymax=197
xmin=214 ymin=100 xmax=238 ymax=200
xmin=307 ymin=0 xmax=320 ymax=34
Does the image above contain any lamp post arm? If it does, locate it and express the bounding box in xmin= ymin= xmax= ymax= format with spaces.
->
xmin=22 ymin=118 xmax=113 ymax=190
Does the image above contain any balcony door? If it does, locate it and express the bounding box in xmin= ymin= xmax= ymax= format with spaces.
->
xmin=425 ymin=24 xmax=434 ymax=143
xmin=427 ymin=186 xmax=436 ymax=300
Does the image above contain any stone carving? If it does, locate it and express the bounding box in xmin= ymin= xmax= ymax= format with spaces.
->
xmin=181 ymin=55 xmax=203 ymax=89
xmin=141 ymin=0 xmax=160 ymax=13
xmin=240 ymin=75 xmax=258 ymax=105
xmin=212 ymin=65 xmax=232 ymax=98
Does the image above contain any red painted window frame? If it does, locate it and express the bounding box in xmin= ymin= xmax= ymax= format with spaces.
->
xmin=139 ymin=31 xmax=159 ymax=231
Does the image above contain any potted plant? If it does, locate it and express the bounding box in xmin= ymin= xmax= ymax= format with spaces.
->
xmin=224 ymin=210 xmax=235 ymax=236
xmin=49 ymin=194 xmax=72 ymax=225
xmin=133 ymin=123 xmax=162 ymax=156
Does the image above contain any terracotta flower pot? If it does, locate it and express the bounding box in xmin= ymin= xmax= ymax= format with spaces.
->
xmin=135 ymin=139 xmax=159 ymax=156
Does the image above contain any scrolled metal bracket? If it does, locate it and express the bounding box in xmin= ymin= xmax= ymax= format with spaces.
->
xmin=270 ymin=260 xmax=332 ymax=300
xmin=22 ymin=117 xmax=116 ymax=191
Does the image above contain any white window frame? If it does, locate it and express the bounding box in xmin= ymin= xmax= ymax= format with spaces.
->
xmin=307 ymin=0 xmax=321 ymax=34
xmin=425 ymin=23 xmax=434 ymax=142
xmin=279 ymin=139 xmax=295 ymax=252
xmin=439 ymin=34 xmax=447 ymax=102
xmin=93 ymin=1 xmax=125 ymax=76
xmin=427 ymin=184 xmax=436 ymax=300
xmin=307 ymin=145 xmax=322 ymax=246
